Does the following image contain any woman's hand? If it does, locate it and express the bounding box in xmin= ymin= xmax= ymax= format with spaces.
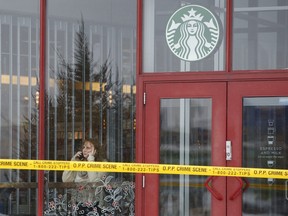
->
xmin=72 ymin=151 xmax=84 ymax=161
xmin=87 ymin=148 xmax=96 ymax=161
xmin=89 ymin=149 xmax=96 ymax=157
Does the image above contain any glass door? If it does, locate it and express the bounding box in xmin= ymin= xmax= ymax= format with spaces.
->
xmin=143 ymin=82 xmax=227 ymax=216
xmin=227 ymin=81 xmax=288 ymax=216
xmin=142 ymin=80 xmax=288 ymax=216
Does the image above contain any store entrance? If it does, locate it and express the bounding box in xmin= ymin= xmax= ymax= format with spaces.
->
xmin=141 ymin=81 xmax=288 ymax=216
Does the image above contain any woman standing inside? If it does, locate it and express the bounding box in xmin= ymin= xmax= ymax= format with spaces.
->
xmin=62 ymin=138 xmax=105 ymax=183
xmin=62 ymin=139 xmax=107 ymax=215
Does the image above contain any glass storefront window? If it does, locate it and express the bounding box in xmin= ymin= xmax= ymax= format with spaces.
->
xmin=0 ymin=0 xmax=39 ymax=215
xmin=233 ymin=0 xmax=288 ymax=70
xmin=45 ymin=1 xmax=136 ymax=215
xmin=143 ymin=0 xmax=226 ymax=73
xmin=243 ymin=97 xmax=288 ymax=215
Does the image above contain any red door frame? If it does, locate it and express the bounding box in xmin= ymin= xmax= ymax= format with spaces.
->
xmin=226 ymin=80 xmax=288 ymax=216
xmin=140 ymin=82 xmax=227 ymax=216
xmin=137 ymin=80 xmax=288 ymax=216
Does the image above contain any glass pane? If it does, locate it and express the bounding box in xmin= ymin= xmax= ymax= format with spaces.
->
xmin=243 ymin=97 xmax=288 ymax=215
xmin=0 ymin=0 xmax=39 ymax=215
xmin=143 ymin=0 xmax=226 ymax=73
xmin=160 ymin=98 xmax=212 ymax=215
xmin=233 ymin=0 xmax=288 ymax=70
xmin=45 ymin=0 xmax=136 ymax=215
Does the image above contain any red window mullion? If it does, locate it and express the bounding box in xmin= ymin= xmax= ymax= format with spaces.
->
xmin=135 ymin=0 xmax=144 ymax=215
xmin=226 ymin=0 xmax=233 ymax=72
xmin=38 ymin=0 xmax=46 ymax=215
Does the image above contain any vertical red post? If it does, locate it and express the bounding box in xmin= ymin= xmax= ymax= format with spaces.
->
xmin=226 ymin=0 xmax=233 ymax=72
xmin=135 ymin=0 xmax=143 ymax=215
xmin=38 ymin=0 xmax=46 ymax=215
xmin=136 ymin=0 xmax=142 ymax=76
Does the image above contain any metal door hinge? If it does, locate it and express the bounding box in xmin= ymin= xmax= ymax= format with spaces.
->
xmin=143 ymin=92 xmax=146 ymax=105
xmin=226 ymin=141 xmax=232 ymax=160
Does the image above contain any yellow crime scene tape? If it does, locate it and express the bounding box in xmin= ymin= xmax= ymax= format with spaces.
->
xmin=0 ymin=159 xmax=288 ymax=179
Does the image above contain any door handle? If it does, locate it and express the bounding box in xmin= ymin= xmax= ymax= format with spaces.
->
xmin=229 ymin=177 xmax=249 ymax=200
xmin=204 ymin=176 xmax=223 ymax=200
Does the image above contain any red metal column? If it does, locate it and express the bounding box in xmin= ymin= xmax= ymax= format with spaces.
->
xmin=226 ymin=0 xmax=233 ymax=72
xmin=135 ymin=0 xmax=144 ymax=215
xmin=38 ymin=0 xmax=46 ymax=215
xmin=136 ymin=0 xmax=143 ymax=76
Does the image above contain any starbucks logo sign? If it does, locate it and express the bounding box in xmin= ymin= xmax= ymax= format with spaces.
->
xmin=166 ymin=5 xmax=221 ymax=61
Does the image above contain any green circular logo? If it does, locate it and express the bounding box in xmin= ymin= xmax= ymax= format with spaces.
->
xmin=166 ymin=5 xmax=221 ymax=61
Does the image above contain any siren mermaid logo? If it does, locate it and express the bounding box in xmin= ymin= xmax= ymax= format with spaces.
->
xmin=166 ymin=5 xmax=221 ymax=61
